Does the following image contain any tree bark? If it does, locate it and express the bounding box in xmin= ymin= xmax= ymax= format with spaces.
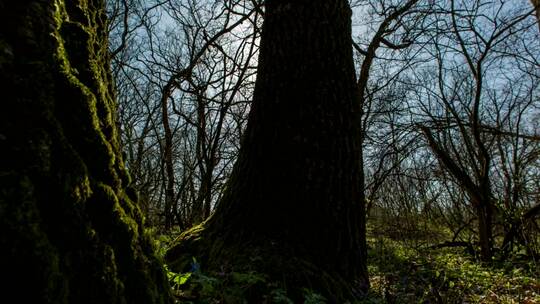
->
xmin=166 ymin=0 xmax=368 ymax=301
xmin=0 ymin=1 xmax=171 ymax=303
xmin=475 ymin=198 xmax=494 ymax=260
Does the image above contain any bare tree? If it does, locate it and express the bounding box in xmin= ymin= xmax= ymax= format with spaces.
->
xmin=413 ymin=0 xmax=539 ymax=260
xmin=108 ymin=0 xmax=261 ymax=230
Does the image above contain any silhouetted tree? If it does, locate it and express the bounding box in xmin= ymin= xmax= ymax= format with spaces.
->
xmin=166 ymin=0 xmax=368 ymax=301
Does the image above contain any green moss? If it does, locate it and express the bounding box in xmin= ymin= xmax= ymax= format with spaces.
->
xmin=165 ymin=223 xmax=206 ymax=272
xmin=0 ymin=1 xmax=172 ymax=303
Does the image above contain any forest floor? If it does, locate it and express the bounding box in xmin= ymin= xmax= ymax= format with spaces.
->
xmin=365 ymin=236 xmax=540 ymax=303
xmin=159 ymin=228 xmax=540 ymax=303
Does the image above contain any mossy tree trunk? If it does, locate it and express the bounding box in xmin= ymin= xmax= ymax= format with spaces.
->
xmin=167 ymin=0 xmax=368 ymax=301
xmin=0 ymin=1 xmax=171 ymax=303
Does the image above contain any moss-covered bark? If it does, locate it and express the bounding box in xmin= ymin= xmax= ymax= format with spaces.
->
xmin=166 ymin=0 xmax=368 ymax=302
xmin=0 ymin=1 xmax=171 ymax=303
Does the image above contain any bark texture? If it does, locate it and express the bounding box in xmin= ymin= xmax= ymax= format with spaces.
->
xmin=167 ymin=0 xmax=368 ymax=301
xmin=0 ymin=1 xmax=171 ymax=303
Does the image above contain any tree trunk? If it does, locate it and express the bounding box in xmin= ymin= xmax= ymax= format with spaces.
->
xmin=166 ymin=0 xmax=368 ymax=301
xmin=0 ymin=1 xmax=171 ymax=303
xmin=161 ymin=84 xmax=177 ymax=230
xmin=532 ymin=0 xmax=540 ymax=29
xmin=475 ymin=198 xmax=494 ymax=261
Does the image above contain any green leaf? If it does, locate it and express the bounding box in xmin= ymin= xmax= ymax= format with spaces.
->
xmin=174 ymin=272 xmax=192 ymax=286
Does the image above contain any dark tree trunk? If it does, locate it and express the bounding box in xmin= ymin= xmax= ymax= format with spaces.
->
xmin=532 ymin=0 xmax=540 ymax=29
xmin=0 ymin=1 xmax=171 ymax=303
xmin=475 ymin=197 xmax=494 ymax=261
xmin=167 ymin=0 xmax=368 ymax=301
xmin=161 ymin=84 xmax=177 ymax=231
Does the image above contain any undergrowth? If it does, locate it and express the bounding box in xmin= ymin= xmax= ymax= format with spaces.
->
xmin=151 ymin=228 xmax=540 ymax=303
xmin=366 ymin=237 xmax=540 ymax=303
xmin=150 ymin=228 xmax=327 ymax=303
